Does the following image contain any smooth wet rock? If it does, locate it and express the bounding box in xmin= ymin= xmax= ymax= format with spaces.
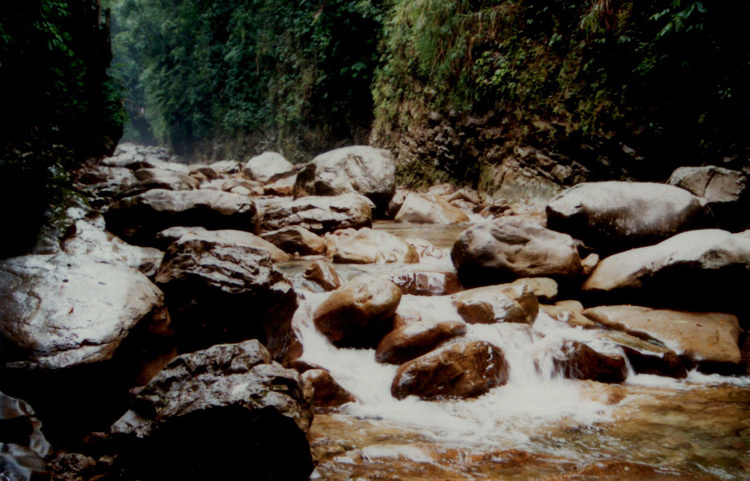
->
xmin=331 ymin=228 xmax=419 ymax=264
xmin=156 ymin=225 xmax=289 ymax=262
xmin=0 ymin=254 xmax=173 ymax=438
xmin=451 ymin=217 xmax=582 ymax=287
xmin=552 ymin=341 xmax=628 ymax=383
xmin=303 ymin=261 xmax=342 ymax=292
xmin=245 ymin=152 xmax=295 ymax=183
xmin=389 ymin=270 xmax=462 ymax=296
xmin=293 ymin=146 xmax=396 ymax=211
xmin=155 ymin=237 xmax=297 ymax=358
xmin=261 ymin=226 xmax=328 ymax=256
xmin=509 ymin=277 xmax=558 ymax=303
xmin=452 ymin=284 xmax=539 ymax=325
xmin=376 ymin=320 xmax=466 ymax=365
xmin=668 ymin=166 xmax=749 ymax=232
xmin=583 ymin=306 xmax=741 ymax=370
xmin=582 ymin=229 xmax=750 ymax=310
xmin=595 ymin=330 xmax=687 ymax=378
xmin=391 ymin=340 xmax=509 ymax=400
xmin=105 ymin=189 xmax=258 ymax=246
xmin=394 ymin=193 xmax=470 ymax=224
xmin=75 ymin=165 xmax=137 ymax=199
xmin=257 ymin=194 xmax=372 ymax=235
xmin=313 ymin=276 xmax=402 ymax=348
xmin=546 ymin=181 xmax=712 ymax=253
xmin=301 ymin=369 xmax=356 ymax=408
xmin=62 ymin=219 xmax=164 ymax=277
xmin=110 ymin=340 xmax=314 ymax=481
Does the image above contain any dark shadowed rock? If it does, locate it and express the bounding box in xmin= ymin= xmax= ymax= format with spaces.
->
xmin=120 ymin=167 xmax=199 ymax=196
xmin=389 ymin=270 xmax=462 ymax=296
xmin=552 ymin=341 xmax=628 ymax=383
xmin=257 ymin=194 xmax=372 ymax=235
xmin=391 ymin=340 xmax=509 ymax=400
xmin=0 ymin=391 xmax=51 ymax=481
xmin=245 ymin=152 xmax=295 ymax=183
xmin=110 ymin=340 xmax=314 ymax=481
xmin=394 ymin=193 xmax=470 ymax=224
xmin=293 ymin=146 xmax=396 ymax=212
xmin=261 ymin=226 xmax=328 ymax=256
xmin=452 ymin=284 xmax=539 ymax=325
xmin=0 ymin=254 xmax=173 ymax=439
xmin=301 ymin=369 xmax=356 ymax=408
xmin=668 ymin=166 xmax=749 ymax=232
xmin=303 ymin=261 xmax=342 ymax=292
xmin=313 ymin=276 xmax=402 ymax=348
xmin=595 ymin=330 xmax=687 ymax=379
xmin=105 ymin=189 xmax=258 ymax=246
xmin=546 ymin=181 xmax=712 ymax=253
xmin=582 ymin=229 xmax=750 ymax=311
xmin=155 ymin=237 xmax=297 ymax=358
xmin=451 ymin=217 xmax=582 ymax=287
xmin=156 ymin=225 xmax=289 ymax=262
xmin=331 ymin=228 xmax=419 ymax=264
xmin=376 ymin=320 xmax=466 ymax=365
xmin=583 ymin=305 xmax=741 ymax=372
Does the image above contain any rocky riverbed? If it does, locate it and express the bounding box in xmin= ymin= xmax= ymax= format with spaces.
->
xmin=1 ymin=143 xmax=748 ymax=480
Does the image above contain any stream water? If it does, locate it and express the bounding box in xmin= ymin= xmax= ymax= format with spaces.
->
xmin=281 ymin=221 xmax=750 ymax=481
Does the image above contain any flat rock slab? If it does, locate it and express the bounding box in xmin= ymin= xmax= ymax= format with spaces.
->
xmin=257 ymin=194 xmax=372 ymax=235
xmin=583 ymin=305 xmax=741 ymax=369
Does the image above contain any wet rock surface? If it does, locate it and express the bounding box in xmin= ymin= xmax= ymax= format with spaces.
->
xmin=376 ymin=320 xmax=467 ymax=365
xmin=452 ymin=284 xmax=539 ymax=325
xmin=257 ymin=194 xmax=372 ymax=234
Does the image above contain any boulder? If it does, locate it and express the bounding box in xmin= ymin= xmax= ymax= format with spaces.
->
xmin=62 ymin=219 xmax=164 ymax=277
xmin=0 ymin=254 xmax=173 ymax=438
xmin=0 ymin=391 xmax=51 ymax=481
xmin=539 ymin=300 xmax=597 ymax=329
xmin=154 ymin=237 xmax=297 ymax=358
xmin=260 ymin=226 xmax=328 ymax=256
xmin=126 ymin=167 xmax=199 ymax=194
xmin=394 ymin=193 xmax=470 ymax=224
xmin=200 ymin=178 xmax=264 ymax=196
xmin=75 ymin=165 xmax=137 ymax=199
xmin=257 ymin=194 xmax=372 ymax=235
xmin=451 ymin=217 xmax=582 ymax=287
xmin=668 ymin=165 xmax=749 ymax=232
xmin=385 ymin=188 xmax=409 ymax=219
xmin=245 ymin=152 xmax=295 ymax=183
xmin=293 ymin=146 xmax=396 ymax=211
xmin=208 ymin=159 xmax=245 ymax=176
xmin=102 ymin=143 xmax=179 ymax=171
xmin=552 ymin=341 xmax=628 ymax=383
xmin=376 ymin=320 xmax=467 ymax=365
xmin=391 ymin=340 xmax=509 ymax=400
xmin=110 ymin=340 xmax=314 ymax=481
xmin=301 ymin=369 xmax=356 ymax=408
xmin=313 ymin=276 xmax=402 ymax=348
xmin=156 ymin=226 xmax=289 ymax=262
xmin=452 ymin=284 xmax=539 ymax=325
xmin=594 ymin=330 xmax=687 ymax=378
xmin=389 ymin=270 xmax=462 ymax=296
xmin=331 ymin=228 xmax=419 ymax=264
xmin=509 ymin=277 xmax=558 ymax=303
xmin=583 ymin=306 xmax=741 ymax=371
xmin=303 ymin=261 xmax=342 ymax=292
xmin=582 ymin=229 xmax=750 ymax=310
xmin=546 ymin=181 xmax=712 ymax=253
xmin=264 ymin=174 xmax=296 ymax=196
xmin=105 ymin=189 xmax=258 ymax=246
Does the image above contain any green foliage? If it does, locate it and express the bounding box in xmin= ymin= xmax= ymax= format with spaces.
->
xmin=111 ymin=0 xmax=385 ymax=160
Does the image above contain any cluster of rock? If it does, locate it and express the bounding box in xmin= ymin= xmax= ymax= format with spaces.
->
xmin=1 ymin=141 xmax=747 ymax=479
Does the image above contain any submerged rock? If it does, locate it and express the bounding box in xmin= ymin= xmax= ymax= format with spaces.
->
xmin=391 ymin=340 xmax=509 ymax=400
xmin=583 ymin=306 xmax=741 ymax=371
xmin=451 ymin=216 xmax=582 ymax=287
xmin=452 ymin=284 xmax=539 ymax=325
xmin=546 ymin=181 xmax=712 ymax=253
xmin=331 ymin=227 xmax=419 ymax=264
xmin=110 ymin=340 xmax=314 ymax=481
xmin=155 ymin=237 xmax=297 ymax=358
xmin=313 ymin=276 xmax=402 ymax=348
xmin=105 ymin=189 xmax=258 ymax=246
xmin=257 ymin=194 xmax=372 ymax=235
xmin=293 ymin=146 xmax=396 ymax=212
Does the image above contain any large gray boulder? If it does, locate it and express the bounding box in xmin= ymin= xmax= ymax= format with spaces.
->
xmin=105 ymin=189 xmax=258 ymax=246
xmin=245 ymin=152 xmax=295 ymax=183
xmin=546 ymin=181 xmax=712 ymax=253
xmin=394 ymin=193 xmax=470 ymax=224
xmin=583 ymin=305 xmax=741 ymax=372
xmin=293 ymin=146 xmax=396 ymax=212
xmin=451 ymin=217 xmax=582 ymax=287
xmin=155 ymin=237 xmax=297 ymax=358
xmin=582 ymin=229 xmax=750 ymax=310
xmin=668 ymin=166 xmax=750 ymax=232
xmin=110 ymin=340 xmax=314 ymax=481
xmin=257 ymin=194 xmax=372 ymax=235
xmin=0 ymin=254 xmax=173 ymax=438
